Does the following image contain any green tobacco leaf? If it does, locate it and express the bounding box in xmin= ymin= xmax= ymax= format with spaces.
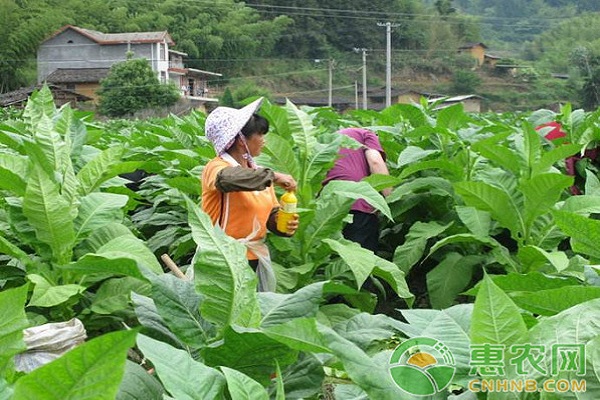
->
xmin=533 ymin=144 xmax=581 ymax=176
xmin=74 ymin=192 xmax=128 ymax=243
xmin=455 ymin=206 xmax=492 ymax=237
xmin=471 ymin=274 xmax=527 ymax=346
xmin=76 ymin=146 xmax=124 ymax=195
xmin=91 ymin=277 xmax=149 ymax=315
xmin=436 ymin=102 xmax=470 ymax=130
xmin=137 ymin=334 xmax=225 ymax=400
xmin=454 ymin=181 xmax=522 ymax=240
xmin=0 ymin=285 xmax=28 ymax=372
xmin=12 ymin=330 xmax=137 ymax=400
xmin=511 ymin=286 xmax=600 ymax=316
xmin=397 ymin=146 xmax=439 ymax=167
xmin=279 ymin=353 xmax=324 ymax=399
xmin=274 ymin=360 xmax=285 ymax=400
xmin=520 ymin=173 xmax=573 ymax=227
xmin=399 ymin=305 xmax=473 ymax=385
xmin=22 ymin=165 xmax=75 ymax=264
xmin=131 ymin=293 xmax=184 ymax=349
xmin=186 ymin=197 xmax=261 ymax=328
xmin=0 ymin=235 xmax=31 ymax=267
xmin=325 ymin=239 xmax=412 ymax=301
xmin=561 ymin=195 xmax=600 ymax=215
xmin=286 ymin=100 xmax=317 ymax=160
xmin=93 ymin=235 xmax=162 ymax=274
xmin=64 ymin=254 xmax=150 ymax=282
xmin=149 ymin=274 xmax=212 ymax=348
xmin=0 ymin=154 xmax=28 ymax=195
xmin=394 ymin=221 xmax=453 ymax=274
xmin=467 ymin=272 xmax=580 ymax=296
xmin=27 ymin=274 xmax=85 ymax=308
xmin=202 ymin=326 xmax=297 ymax=385
xmin=317 ymin=324 xmax=406 ymax=399
xmin=362 ymin=173 xmax=402 ymax=192
xmin=262 ymin=318 xmax=330 ymax=353
xmin=23 ymin=85 xmax=56 ymax=126
xmin=116 ymin=360 xmax=164 ymax=400
xmin=259 ymin=282 xmax=324 ymax=328
xmin=399 ymin=159 xmax=465 ymax=180
xmin=320 ymin=180 xmax=392 ymax=220
xmin=518 ymin=246 xmax=570 ymax=272
xmin=332 ymin=313 xmax=405 ymax=350
xmin=221 ymin=367 xmax=269 ymax=400
xmin=553 ymin=210 xmax=600 ymax=260
xmin=527 ymin=299 xmax=600 ymax=398
xmin=261 ymin=133 xmax=300 ymax=178
xmin=427 ymin=253 xmax=480 ymax=309
xmin=472 ymin=132 xmax=521 ymax=175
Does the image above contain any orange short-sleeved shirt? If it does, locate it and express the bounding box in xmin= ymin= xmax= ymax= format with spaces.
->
xmin=201 ymin=157 xmax=279 ymax=259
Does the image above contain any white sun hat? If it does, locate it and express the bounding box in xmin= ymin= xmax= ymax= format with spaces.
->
xmin=205 ymin=97 xmax=264 ymax=155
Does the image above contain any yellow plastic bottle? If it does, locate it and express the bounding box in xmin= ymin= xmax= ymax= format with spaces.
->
xmin=277 ymin=190 xmax=297 ymax=233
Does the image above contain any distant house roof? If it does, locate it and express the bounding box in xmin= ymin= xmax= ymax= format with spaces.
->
xmin=45 ymin=68 xmax=111 ymax=83
xmin=459 ymin=42 xmax=488 ymax=49
xmin=484 ymin=54 xmax=502 ymax=60
xmin=0 ymin=85 xmax=92 ymax=107
xmin=44 ymin=25 xmax=175 ymax=46
xmin=429 ymin=94 xmax=483 ymax=103
xmin=367 ymin=86 xmax=442 ymax=98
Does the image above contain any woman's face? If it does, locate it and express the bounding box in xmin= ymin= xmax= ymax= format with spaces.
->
xmin=245 ymin=132 xmax=266 ymax=157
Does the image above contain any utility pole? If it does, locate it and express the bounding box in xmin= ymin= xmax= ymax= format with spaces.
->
xmin=328 ymin=59 xmax=335 ymax=107
xmin=377 ymin=22 xmax=400 ymax=108
xmin=354 ymin=48 xmax=368 ymax=109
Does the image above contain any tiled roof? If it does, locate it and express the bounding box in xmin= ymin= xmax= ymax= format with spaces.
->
xmin=0 ymin=85 xmax=91 ymax=107
xmin=45 ymin=68 xmax=110 ymax=83
xmin=45 ymin=25 xmax=175 ymax=45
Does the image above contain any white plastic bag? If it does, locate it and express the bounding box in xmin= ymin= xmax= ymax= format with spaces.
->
xmin=14 ymin=318 xmax=87 ymax=372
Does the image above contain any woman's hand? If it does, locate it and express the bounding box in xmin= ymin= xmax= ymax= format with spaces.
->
xmin=273 ymin=172 xmax=297 ymax=191
xmin=283 ymin=213 xmax=300 ymax=236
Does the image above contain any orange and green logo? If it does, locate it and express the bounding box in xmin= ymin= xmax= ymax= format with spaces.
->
xmin=389 ymin=337 xmax=456 ymax=396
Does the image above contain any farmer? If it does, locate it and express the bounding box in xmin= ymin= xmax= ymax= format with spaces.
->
xmin=202 ymin=97 xmax=299 ymax=292
xmin=323 ymin=127 xmax=392 ymax=252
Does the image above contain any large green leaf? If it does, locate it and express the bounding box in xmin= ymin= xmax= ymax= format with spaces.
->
xmin=393 ymin=221 xmax=453 ymax=274
xmin=553 ymin=210 xmax=600 ymax=260
xmin=74 ymin=192 xmax=128 ymax=243
xmin=532 ymin=144 xmax=582 ymax=176
xmin=455 ymin=206 xmax=492 ymax=237
xmin=332 ymin=313 xmax=405 ymax=350
xmin=27 ymin=274 xmax=85 ymax=308
xmin=116 ymin=360 xmax=164 ymax=400
xmin=22 ymin=165 xmax=75 ymax=264
xmin=286 ymin=100 xmax=317 ymax=161
xmin=464 ymin=272 xmax=580 ymax=296
xmin=137 ymin=334 xmax=225 ymax=400
xmin=317 ymin=324 xmax=406 ymax=399
xmin=258 ymin=282 xmax=324 ymax=328
xmin=520 ymin=173 xmax=573 ymax=228
xmin=527 ymin=299 xmax=600 ymax=399
xmin=427 ymin=253 xmax=481 ymax=309
xmin=186 ymin=198 xmax=261 ymax=328
xmin=12 ymin=330 xmax=137 ymax=400
xmin=471 ymin=132 xmax=522 ymax=175
xmin=397 ymin=146 xmax=440 ymax=167
xmin=90 ymin=277 xmax=149 ymax=315
xmin=260 ymin=133 xmax=300 ymax=179
xmin=221 ymin=367 xmax=269 ymax=400
xmin=511 ymin=286 xmax=600 ymax=316
xmin=0 ymin=285 xmax=28 ymax=372
xmin=0 ymin=235 xmax=31 ymax=267
xmin=149 ymin=274 xmax=212 ymax=348
xmin=202 ymin=326 xmax=297 ymax=385
xmin=325 ymin=239 xmax=412 ymax=301
xmin=76 ymin=146 xmax=124 ymax=195
xmin=471 ymin=274 xmax=527 ymax=346
xmin=261 ymin=318 xmax=330 ymax=353
xmin=131 ymin=293 xmax=184 ymax=349
xmin=398 ymin=305 xmax=473 ymax=386
xmin=454 ymin=181 xmax=523 ymax=240
xmin=0 ymin=154 xmax=28 ymax=195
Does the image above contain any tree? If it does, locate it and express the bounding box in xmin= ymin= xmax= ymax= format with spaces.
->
xmin=97 ymin=57 xmax=180 ymax=117
xmin=451 ymin=69 xmax=481 ymax=94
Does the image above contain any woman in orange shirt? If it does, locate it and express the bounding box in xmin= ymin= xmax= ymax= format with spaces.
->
xmin=202 ymin=98 xmax=298 ymax=291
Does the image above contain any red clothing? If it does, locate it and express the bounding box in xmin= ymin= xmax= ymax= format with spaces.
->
xmin=323 ymin=128 xmax=386 ymax=213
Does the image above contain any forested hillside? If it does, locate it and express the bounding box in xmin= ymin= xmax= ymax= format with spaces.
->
xmin=1 ymin=0 xmax=600 ymax=111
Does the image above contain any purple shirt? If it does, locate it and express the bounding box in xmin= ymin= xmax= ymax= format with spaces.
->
xmin=323 ymin=128 xmax=386 ymax=213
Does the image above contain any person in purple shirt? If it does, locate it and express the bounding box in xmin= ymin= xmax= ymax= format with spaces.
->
xmin=323 ymin=127 xmax=392 ymax=252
